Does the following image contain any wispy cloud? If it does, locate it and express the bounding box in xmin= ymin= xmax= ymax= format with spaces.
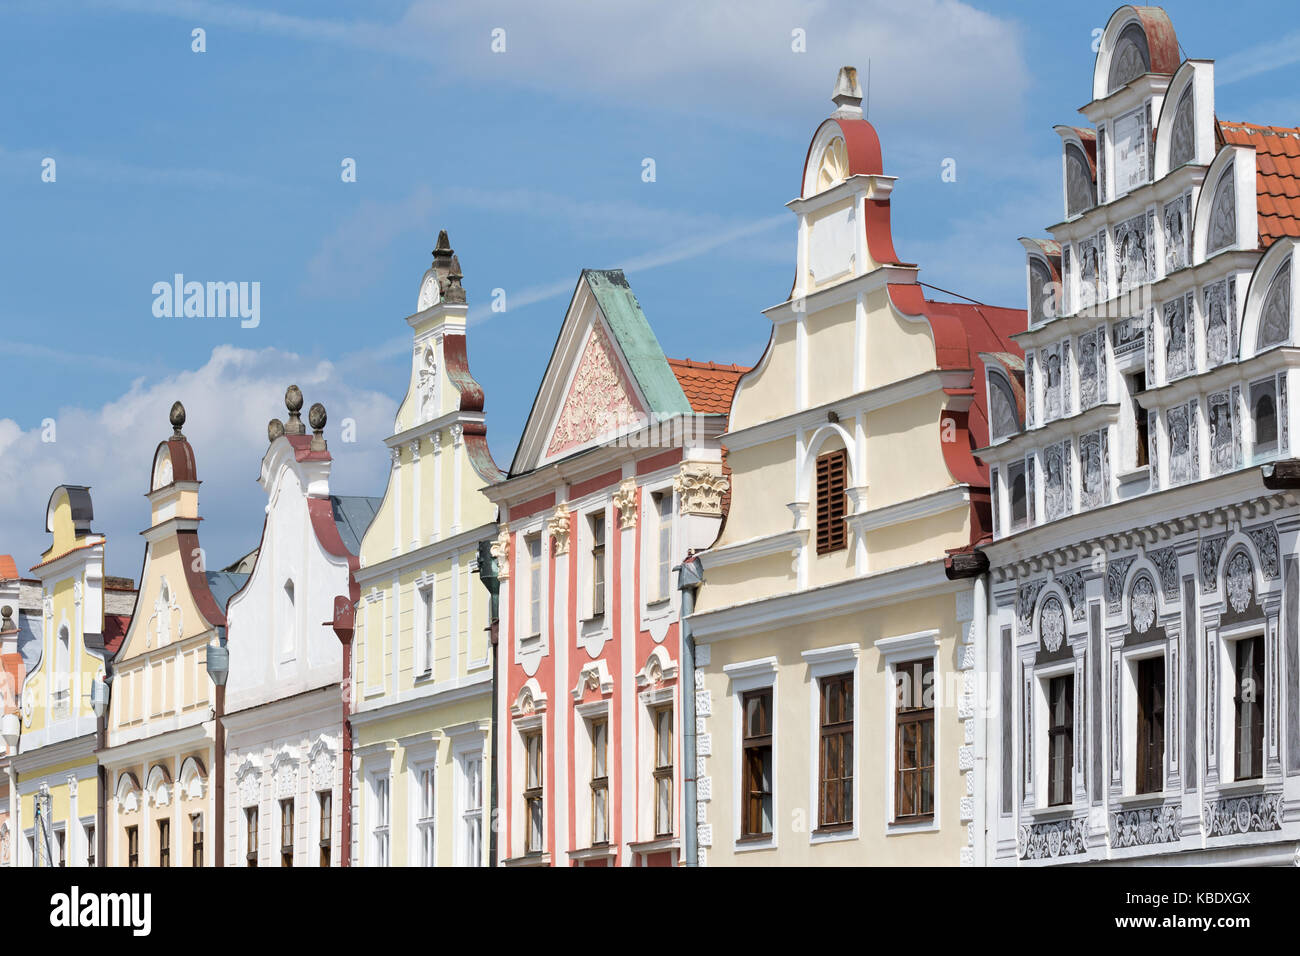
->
xmin=301 ymin=185 xmax=435 ymax=297
xmin=0 ymin=144 xmax=265 ymax=190
xmin=1216 ymin=31 xmax=1300 ymax=85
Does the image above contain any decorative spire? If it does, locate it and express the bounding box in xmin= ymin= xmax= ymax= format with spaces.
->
xmin=284 ymin=384 xmax=306 ymax=436
xmin=169 ymin=401 xmax=186 ymax=437
xmin=430 ymin=229 xmax=466 ymax=304
xmin=309 ymin=402 xmax=328 ymax=451
xmin=831 ymin=66 xmax=863 ymax=118
xmin=268 ymin=418 xmax=285 ymax=442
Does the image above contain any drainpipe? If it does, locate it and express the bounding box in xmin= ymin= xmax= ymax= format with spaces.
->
xmin=330 ymin=596 xmax=355 ymax=867
xmin=91 ymin=672 xmax=109 ymax=867
xmin=476 ymin=540 xmax=501 ymax=868
xmin=675 ymin=552 xmax=704 ymax=867
xmin=206 ymin=626 xmax=229 ymax=868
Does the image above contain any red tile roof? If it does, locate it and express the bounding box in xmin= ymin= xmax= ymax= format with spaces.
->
xmin=1220 ymin=122 xmax=1300 ymax=249
xmin=0 ymin=555 xmax=16 ymax=581
xmin=667 ymin=359 xmax=751 ymax=415
xmin=103 ymin=614 xmax=131 ymax=656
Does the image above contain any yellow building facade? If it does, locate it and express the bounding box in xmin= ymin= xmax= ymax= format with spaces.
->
xmin=688 ymin=69 xmax=1024 ymax=866
xmin=350 ymin=232 xmax=500 ymax=866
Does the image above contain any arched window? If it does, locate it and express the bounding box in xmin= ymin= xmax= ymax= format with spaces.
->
xmin=816 ymin=137 xmax=848 ymax=193
xmin=1206 ymin=165 xmax=1237 ymax=255
xmin=1168 ymin=85 xmax=1195 ymax=169
xmin=1256 ymin=260 xmax=1292 ymax=351
xmin=1108 ymin=22 xmax=1151 ymax=93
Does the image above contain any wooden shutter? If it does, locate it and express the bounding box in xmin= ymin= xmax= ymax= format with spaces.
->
xmin=816 ymin=450 xmax=848 ymax=554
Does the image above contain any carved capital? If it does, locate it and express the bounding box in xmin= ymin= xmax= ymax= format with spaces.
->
xmin=547 ymin=505 xmax=572 ymax=555
xmin=491 ymin=528 xmax=512 ymax=580
xmin=673 ymin=464 xmax=730 ymax=517
xmin=450 ymin=423 xmax=464 ymax=447
xmin=389 ymin=446 xmax=401 ymax=466
xmin=408 ymin=438 xmax=421 ymax=462
xmin=613 ymin=478 xmax=639 ymax=529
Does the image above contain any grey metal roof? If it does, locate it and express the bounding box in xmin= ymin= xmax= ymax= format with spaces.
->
xmin=330 ymin=496 xmax=383 ymax=556
xmin=205 ymin=571 xmax=250 ymax=614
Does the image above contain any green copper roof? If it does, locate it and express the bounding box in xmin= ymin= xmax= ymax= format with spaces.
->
xmin=582 ymin=269 xmax=693 ymax=418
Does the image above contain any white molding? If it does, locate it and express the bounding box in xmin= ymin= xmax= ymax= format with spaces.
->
xmin=801 ymin=642 xmax=860 ymax=674
xmin=696 ymin=530 xmax=803 ymax=570
xmin=874 ymin=629 xmax=940 ymax=664
xmin=722 ymin=657 xmax=778 ymax=686
xmin=846 ymin=486 xmax=971 ymax=535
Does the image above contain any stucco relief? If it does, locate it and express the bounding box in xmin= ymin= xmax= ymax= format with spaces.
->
xmin=1202 ymin=792 xmax=1282 ymax=837
xmin=1199 ymin=535 xmax=1226 ymax=593
xmin=1058 ymin=571 xmax=1086 ymax=622
xmin=309 ymin=741 xmax=335 ymax=792
xmin=1167 ymin=404 xmax=1192 ymax=485
xmin=416 ymin=342 xmax=438 ymax=422
xmin=547 ymin=506 xmax=572 ymax=554
xmin=1044 ymin=443 xmax=1066 ymax=520
xmin=546 ymin=320 xmax=644 ymax=458
xmin=1150 ymin=547 xmax=1179 ymax=601
xmin=1164 ymin=298 xmax=1189 ymax=380
xmin=1207 ymin=166 xmax=1237 ymax=254
xmin=1110 ymin=805 xmax=1180 ymax=848
xmin=1130 ymin=576 xmax=1157 ymax=634
xmin=148 ymin=578 xmax=182 ymax=649
xmin=1205 ymin=281 xmax=1230 ymax=367
xmin=1042 ymin=344 xmax=1062 ymax=421
xmin=1169 ymin=87 xmax=1195 ymax=169
xmin=1258 ymin=260 xmax=1292 ymax=351
xmin=1017 ymin=579 xmax=1046 ymax=636
xmin=1018 ymin=818 xmax=1088 ymax=860
xmin=1246 ymin=523 xmax=1281 ymax=579
xmin=1078 ymin=332 xmax=1098 ymax=408
xmin=1225 ymin=551 xmax=1255 ymax=612
xmin=674 ymin=466 xmax=730 ymax=517
xmin=1106 ymin=556 xmax=1135 ymax=613
xmin=1114 ymin=213 xmax=1149 ymax=292
xmin=1163 ymin=195 xmax=1188 ymax=272
xmin=490 ymin=528 xmax=511 ymax=580
xmin=1079 ymin=431 xmax=1104 ymax=509
xmin=1040 ymin=597 xmax=1066 ymax=652
xmin=613 ymin=477 xmax=639 ymax=529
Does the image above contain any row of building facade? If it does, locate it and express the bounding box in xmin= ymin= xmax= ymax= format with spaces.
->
xmin=4 ymin=5 xmax=1300 ymax=866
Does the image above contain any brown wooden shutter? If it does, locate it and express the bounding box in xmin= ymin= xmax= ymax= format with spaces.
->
xmin=815 ymin=450 xmax=848 ymax=555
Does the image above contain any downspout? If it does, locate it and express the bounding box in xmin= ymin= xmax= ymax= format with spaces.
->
xmin=212 ymin=626 xmax=227 ymax=868
xmin=97 ymin=705 xmax=107 ymax=867
xmin=675 ymin=552 xmax=704 ymax=867
xmin=330 ymin=596 xmax=355 ymax=867
xmin=476 ymin=540 xmax=501 ymax=868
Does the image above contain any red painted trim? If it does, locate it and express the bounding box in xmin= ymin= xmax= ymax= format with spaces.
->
xmin=177 ymin=529 xmax=227 ymax=627
xmin=307 ymin=496 xmax=362 ymax=602
xmin=443 ymin=333 xmax=485 ymax=413
xmin=509 ymin=492 xmax=556 ymax=524
xmin=635 ymin=448 xmax=683 ymax=477
xmin=569 ymin=469 xmax=622 ymax=501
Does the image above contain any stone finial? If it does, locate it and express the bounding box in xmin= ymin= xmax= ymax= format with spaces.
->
xmin=0 ymin=605 xmax=13 ymax=631
xmin=832 ymin=65 xmax=863 ymax=117
xmin=432 ymin=229 xmax=453 ymax=261
xmin=444 ymin=254 xmax=466 ymax=304
xmin=268 ymin=418 xmax=285 ymax=442
xmin=169 ymin=401 xmax=186 ymax=437
xmin=309 ymin=402 xmax=328 ymax=451
xmin=430 ymin=230 xmax=466 ymax=305
xmin=284 ymin=384 xmax=306 ymax=435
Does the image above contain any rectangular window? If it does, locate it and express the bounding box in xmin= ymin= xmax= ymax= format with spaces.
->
xmin=1131 ymin=373 xmax=1150 ymax=468
xmin=1234 ymin=635 xmax=1265 ymax=781
xmin=815 ymin=450 xmax=848 ymax=555
xmin=590 ymin=719 xmax=609 ymax=845
xmin=1136 ymin=657 xmax=1165 ymax=794
xmin=818 ymin=674 xmax=854 ymax=829
xmin=1007 ymin=460 xmax=1028 ymax=530
xmin=1251 ymin=379 xmax=1279 ymax=458
xmin=653 ymin=706 xmax=673 ymax=837
xmin=1047 ymin=675 xmax=1074 ymax=806
xmin=371 ymin=775 xmax=390 ymax=867
xmin=419 ymin=583 xmax=434 ymax=675
xmin=527 ymin=534 xmax=542 ymax=637
xmin=460 ymin=754 xmax=483 ymax=867
xmin=523 ymin=732 xmax=544 ymax=853
xmin=318 ymin=791 xmax=332 ymax=868
xmin=55 ymin=827 xmax=66 ymax=867
xmin=741 ymin=689 xmax=774 ymax=837
xmin=85 ymin=822 xmax=96 ymax=868
xmin=417 ymin=767 xmax=436 ymax=866
xmin=591 ymin=513 xmax=606 ymax=618
xmin=654 ymin=491 xmax=673 ymax=601
xmin=157 ymin=819 xmax=170 ymax=868
xmin=126 ymin=826 xmax=138 ymax=868
xmin=895 ymin=661 xmax=934 ymax=821
xmin=245 ymin=807 xmax=258 ymax=867
xmin=280 ymin=799 xmax=294 ymax=867
xmin=190 ymin=814 xmax=203 ymax=868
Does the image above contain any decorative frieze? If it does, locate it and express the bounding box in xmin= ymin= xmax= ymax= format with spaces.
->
xmin=1150 ymin=547 xmax=1179 ymax=601
xmin=1017 ymin=579 xmax=1046 ymax=636
xmin=1058 ymin=570 xmax=1086 ymax=622
xmin=1202 ymin=792 xmax=1282 ymax=837
xmin=1110 ymin=804 xmax=1180 ymax=848
xmin=1018 ymin=818 xmax=1088 ymax=860
xmin=1106 ymin=556 xmax=1135 ymax=613
xmin=1246 ymin=522 xmax=1281 ymax=579
xmin=1200 ymin=535 xmax=1227 ymax=592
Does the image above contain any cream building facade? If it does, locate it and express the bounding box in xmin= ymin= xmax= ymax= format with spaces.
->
xmin=688 ymin=69 xmax=1023 ymax=866
xmin=351 ymin=232 xmax=500 ymax=867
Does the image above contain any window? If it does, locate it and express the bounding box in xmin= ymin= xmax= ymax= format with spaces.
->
xmin=1251 ymin=380 xmax=1278 ymax=457
xmin=741 ymin=689 xmax=773 ymax=837
xmin=819 ymin=674 xmax=854 ymax=829
xmin=523 ymin=732 xmax=544 ymax=853
xmin=85 ymin=822 xmax=95 ymax=868
xmin=815 ymin=449 xmax=848 ymax=554
xmin=370 ymin=775 xmax=390 ymax=867
xmin=895 ymin=661 xmax=934 ymax=821
xmin=1047 ymin=675 xmax=1074 ymax=806
xmin=590 ymin=719 xmax=608 ymax=845
xmin=1136 ymin=657 xmax=1165 ymax=794
xmin=1008 ymin=461 xmax=1028 ymax=530
xmin=157 ymin=819 xmax=170 ymax=868
xmin=459 ymin=754 xmax=483 ymax=867
xmin=653 ymin=706 xmax=673 ymax=837
xmin=653 ymin=491 xmax=673 ymax=601
xmin=1234 ymin=635 xmax=1265 ymax=781
xmin=245 ymin=807 xmax=258 ymax=867
xmin=55 ymin=827 xmax=66 ymax=867
xmin=418 ymin=583 xmax=434 ymax=675
xmin=526 ymin=534 xmax=542 ymax=637
xmin=190 ymin=814 xmax=202 ymax=868
xmin=280 ymin=799 xmax=294 ymax=867
xmin=417 ymin=767 xmax=436 ymax=866
xmin=318 ymin=792 xmax=332 ymax=867
xmin=126 ymin=826 xmax=138 ymax=868
xmin=1130 ymin=373 xmax=1150 ymax=468
xmin=590 ymin=513 xmax=606 ymax=618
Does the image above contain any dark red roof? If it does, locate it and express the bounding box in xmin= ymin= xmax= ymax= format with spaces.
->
xmin=1220 ymin=122 xmax=1300 ymax=249
xmin=667 ymin=359 xmax=750 ymax=415
xmin=103 ymin=614 xmax=131 ymax=655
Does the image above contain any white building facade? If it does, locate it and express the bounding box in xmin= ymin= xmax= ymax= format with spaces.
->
xmin=981 ymin=6 xmax=1300 ymax=865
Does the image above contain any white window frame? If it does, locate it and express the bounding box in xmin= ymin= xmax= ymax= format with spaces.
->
xmin=574 ymin=701 xmax=612 ymax=849
xmin=448 ymin=727 xmax=486 ymax=867
xmin=638 ymin=685 xmax=676 ymax=844
xmin=515 ymin=716 xmax=545 ymax=858
xmin=366 ymin=764 xmax=392 ymax=867
xmin=416 ymin=577 xmax=435 ymax=680
xmin=411 ymin=760 xmax=437 ymax=867
xmin=724 ymin=656 xmax=778 ymax=852
xmin=583 ymin=507 xmax=609 ymax=622
xmin=647 ymin=487 xmax=674 ymax=606
xmin=875 ymin=629 xmax=941 ymax=832
xmin=1032 ymin=660 xmax=1077 ymax=811
xmin=803 ymin=643 xmax=860 ymax=844
xmin=1217 ymin=621 xmax=1269 ymax=786
xmin=81 ymin=815 xmax=96 ymax=868
xmin=1120 ymin=644 xmax=1168 ymax=797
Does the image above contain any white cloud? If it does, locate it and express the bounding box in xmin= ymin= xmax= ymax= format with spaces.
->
xmin=0 ymin=345 xmax=396 ymax=580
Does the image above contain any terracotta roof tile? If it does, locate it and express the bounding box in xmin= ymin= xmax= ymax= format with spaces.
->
xmin=666 ymin=358 xmax=751 ymax=415
xmin=1222 ymin=122 xmax=1300 ymax=248
xmin=103 ymin=614 xmax=131 ymax=656
xmin=0 ymin=555 xmax=16 ymax=581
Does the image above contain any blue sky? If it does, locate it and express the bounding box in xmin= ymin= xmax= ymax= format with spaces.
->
xmin=1 ymin=0 xmax=1298 ymax=578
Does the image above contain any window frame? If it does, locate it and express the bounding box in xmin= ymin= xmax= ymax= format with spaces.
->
xmin=522 ymin=729 xmax=545 ymax=855
xmin=126 ymin=824 xmax=139 ymax=869
xmin=589 ymin=511 xmax=607 ymax=619
xmin=875 ymin=631 xmax=941 ymax=832
xmin=1121 ymin=647 xmax=1167 ymax=796
xmin=317 ymin=791 xmax=332 ymax=868
xmin=814 ymin=449 xmax=849 ymax=555
xmin=279 ymin=798 xmax=294 ymax=867
xmin=740 ymin=688 xmax=774 ymax=840
xmin=189 ymin=812 xmax=203 ymax=868
xmin=1232 ymin=632 xmax=1266 ymax=782
xmin=724 ymin=657 xmax=778 ymax=851
xmin=157 ymin=818 xmax=170 ymax=868
xmin=453 ymin=741 xmax=484 ymax=868
xmin=416 ymin=579 xmax=435 ymax=678
xmin=1045 ymin=673 xmax=1075 ymax=807
xmin=651 ymin=489 xmax=674 ymax=604
xmin=803 ymin=643 xmax=860 ymax=843
xmin=589 ymin=717 xmax=609 ymax=846
xmin=817 ymin=672 xmax=855 ymax=832
xmin=244 ymin=806 xmax=259 ymax=867
xmin=652 ymin=704 xmax=674 ymax=839
xmin=412 ymin=761 xmax=437 ymax=867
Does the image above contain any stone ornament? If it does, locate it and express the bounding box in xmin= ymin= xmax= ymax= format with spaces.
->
xmin=613 ymin=477 xmax=639 ymax=529
xmin=546 ymin=321 xmax=642 ymax=458
xmin=490 ymin=528 xmax=511 ymax=580
xmin=309 ymin=743 xmax=335 ymax=792
xmin=1131 ymin=576 xmax=1156 ymax=634
xmin=1110 ymin=805 xmax=1180 ymax=848
xmin=1202 ymin=792 xmax=1282 ymax=837
xmin=1018 ymin=818 xmax=1088 ymax=860
xmin=673 ymin=465 xmax=729 ymax=517
xmin=1226 ymin=551 xmax=1254 ymax=613
xmin=547 ymin=506 xmax=571 ymax=555
xmin=1040 ymin=598 xmax=1066 ymax=652
xmin=450 ymin=423 xmax=463 ymax=447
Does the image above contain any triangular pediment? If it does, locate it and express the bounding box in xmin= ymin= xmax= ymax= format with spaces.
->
xmin=510 ymin=270 xmax=692 ymax=475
